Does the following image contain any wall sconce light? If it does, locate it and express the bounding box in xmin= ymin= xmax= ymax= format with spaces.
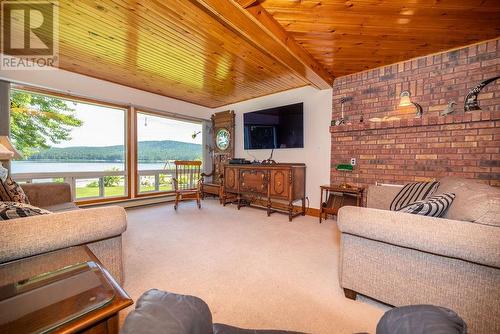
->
xmin=191 ymin=131 xmax=201 ymax=139
xmin=399 ymin=91 xmax=423 ymax=117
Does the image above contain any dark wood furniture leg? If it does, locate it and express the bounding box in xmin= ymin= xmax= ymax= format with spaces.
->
xmin=174 ymin=193 xmax=179 ymax=210
xmin=343 ymin=288 xmax=357 ymax=300
xmin=319 ymin=187 xmax=324 ymax=223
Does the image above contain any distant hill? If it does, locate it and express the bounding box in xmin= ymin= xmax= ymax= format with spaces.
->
xmin=28 ymin=140 xmax=202 ymax=162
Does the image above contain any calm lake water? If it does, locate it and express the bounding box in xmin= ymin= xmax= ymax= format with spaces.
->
xmin=11 ymin=161 xmax=168 ymax=174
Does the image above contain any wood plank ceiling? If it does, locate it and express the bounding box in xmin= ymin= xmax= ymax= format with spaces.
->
xmin=8 ymin=0 xmax=320 ymax=107
xmin=259 ymin=0 xmax=500 ymax=77
xmin=59 ymin=0 xmax=322 ymax=107
xmin=5 ymin=1 xmax=500 ymax=107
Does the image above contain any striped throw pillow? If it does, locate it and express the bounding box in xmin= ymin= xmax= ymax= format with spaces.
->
xmin=390 ymin=181 xmax=439 ymax=211
xmin=398 ymin=193 xmax=456 ymax=217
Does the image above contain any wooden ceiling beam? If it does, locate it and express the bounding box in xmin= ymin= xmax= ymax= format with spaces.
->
xmin=192 ymin=0 xmax=333 ymax=89
xmin=235 ymin=0 xmax=260 ymax=9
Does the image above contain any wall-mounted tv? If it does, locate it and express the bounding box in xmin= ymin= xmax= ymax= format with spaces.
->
xmin=244 ymin=102 xmax=304 ymax=150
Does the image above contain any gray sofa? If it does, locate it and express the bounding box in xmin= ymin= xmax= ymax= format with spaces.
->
xmin=337 ymin=177 xmax=500 ymax=334
xmin=0 ymin=182 xmax=127 ymax=284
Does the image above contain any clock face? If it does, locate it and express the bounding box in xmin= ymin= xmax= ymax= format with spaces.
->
xmin=215 ymin=128 xmax=230 ymax=151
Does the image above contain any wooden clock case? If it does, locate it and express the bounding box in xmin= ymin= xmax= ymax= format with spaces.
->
xmin=201 ymin=110 xmax=235 ymax=201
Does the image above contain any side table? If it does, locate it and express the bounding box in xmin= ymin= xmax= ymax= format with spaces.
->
xmin=319 ymin=184 xmax=364 ymax=223
xmin=0 ymin=246 xmax=133 ymax=333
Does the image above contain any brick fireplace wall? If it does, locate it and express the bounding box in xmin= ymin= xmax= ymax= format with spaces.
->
xmin=330 ymin=39 xmax=500 ymax=187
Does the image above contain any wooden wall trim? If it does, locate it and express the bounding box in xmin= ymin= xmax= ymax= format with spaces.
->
xmin=126 ymin=106 xmax=133 ymax=199
xmin=133 ymin=107 xmax=139 ymax=198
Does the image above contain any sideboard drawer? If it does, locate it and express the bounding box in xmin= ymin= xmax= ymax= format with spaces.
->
xmin=239 ymin=170 xmax=268 ymax=194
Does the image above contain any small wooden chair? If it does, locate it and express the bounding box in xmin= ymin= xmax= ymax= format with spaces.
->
xmin=173 ymin=160 xmax=202 ymax=210
xmin=200 ymin=169 xmax=224 ymax=202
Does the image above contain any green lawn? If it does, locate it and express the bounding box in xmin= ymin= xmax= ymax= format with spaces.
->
xmin=76 ymin=184 xmax=173 ymax=199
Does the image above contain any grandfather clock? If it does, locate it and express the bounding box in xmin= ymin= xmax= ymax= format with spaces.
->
xmin=201 ymin=110 xmax=235 ymax=201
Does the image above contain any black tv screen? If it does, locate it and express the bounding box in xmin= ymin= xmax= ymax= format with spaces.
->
xmin=244 ymin=103 xmax=304 ymax=150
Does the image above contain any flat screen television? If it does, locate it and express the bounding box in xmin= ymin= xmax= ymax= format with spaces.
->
xmin=243 ymin=103 xmax=304 ymax=150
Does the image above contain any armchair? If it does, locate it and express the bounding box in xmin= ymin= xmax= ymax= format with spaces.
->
xmin=200 ymin=169 xmax=224 ymax=202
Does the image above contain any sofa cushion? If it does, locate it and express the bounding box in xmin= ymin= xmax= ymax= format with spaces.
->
xmin=213 ymin=324 xmax=305 ymax=334
xmin=0 ymin=177 xmax=30 ymax=204
xmin=376 ymin=305 xmax=467 ymax=334
xmin=0 ymin=202 xmax=51 ymax=220
xmin=397 ymin=193 xmax=455 ymax=218
xmin=43 ymin=202 xmax=79 ymax=212
xmin=389 ymin=181 xmax=439 ymax=211
xmin=437 ymin=177 xmax=500 ymax=226
xmin=121 ymin=289 xmax=214 ymax=334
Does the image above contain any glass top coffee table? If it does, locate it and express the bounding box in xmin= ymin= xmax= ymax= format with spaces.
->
xmin=0 ymin=246 xmax=132 ymax=333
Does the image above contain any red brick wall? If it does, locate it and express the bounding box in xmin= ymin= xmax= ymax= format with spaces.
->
xmin=330 ymin=39 xmax=500 ymax=187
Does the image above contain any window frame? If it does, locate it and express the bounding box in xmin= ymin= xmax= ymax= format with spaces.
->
xmin=11 ymin=85 xmax=132 ymax=205
xmin=10 ymin=85 xmax=205 ymax=205
xmin=133 ymin=109 xmax=203 ymax=198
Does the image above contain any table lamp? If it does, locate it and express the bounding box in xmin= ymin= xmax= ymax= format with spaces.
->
xmin=336 ymin=164 xmax=353 ymax=189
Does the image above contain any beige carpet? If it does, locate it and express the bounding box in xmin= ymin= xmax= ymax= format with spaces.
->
xmin=122 ymin=199 xmax=387 ymax=333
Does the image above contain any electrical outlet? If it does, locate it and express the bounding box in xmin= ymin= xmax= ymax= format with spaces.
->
xmin=350 ymin=158 xmax=356 ymax=166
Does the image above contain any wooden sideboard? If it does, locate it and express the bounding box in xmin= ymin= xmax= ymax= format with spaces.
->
xmin=223 ymin=163 xmax=306 ymax=221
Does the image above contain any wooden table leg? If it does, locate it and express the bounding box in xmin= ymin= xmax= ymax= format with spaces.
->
xmin=301 ymin=197 xmax=306 ymax=216
xmin=343 ymin=288 xmax=357 ymax=300
xmin=319 ymin=187 xmax=323 ymax=224
xmin=106 ymin=314 xmax=119 ymax=334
